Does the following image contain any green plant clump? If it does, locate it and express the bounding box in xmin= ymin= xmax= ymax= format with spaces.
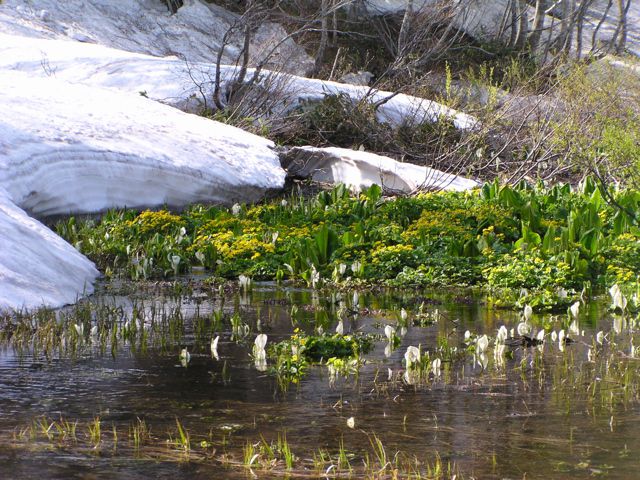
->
xmin=58 ymin=179 xmax=640 ymax=310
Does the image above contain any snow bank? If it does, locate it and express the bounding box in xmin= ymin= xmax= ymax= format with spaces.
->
xmin=0 ymin=189 xmax=100 ymax=312
xmin=0 ymin=0 xmax=313 ymax=75
xmin=282 ymin=146 xmax=477 ymax=193
xmin=0 ymin=70 xmax=285 ymax=217
xmin=0 ymin=55 xmax=285 ymax=311
xmin=0 ymin=33 xmax=477 ymax=130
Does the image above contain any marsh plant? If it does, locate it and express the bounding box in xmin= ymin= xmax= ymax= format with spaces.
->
xmin=58 ymin=179 xmax=640 ymax=312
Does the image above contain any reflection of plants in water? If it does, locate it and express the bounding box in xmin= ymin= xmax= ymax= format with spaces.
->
xmin=230 ymin=312 xmax=250 ymax=340
xmin=87 ymin=417 xmax=101 ymax=450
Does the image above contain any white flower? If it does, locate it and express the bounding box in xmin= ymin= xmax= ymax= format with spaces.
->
xmin=400 ymin=308 xmax=408 ymax=322
xmin=596 ymin=331 xmax=604 ymax=345
xmin=231 ymin=203 xmax=241 ymax=216
xmin=74 ymin=323 xmax=84 ymax=337
xmin=523 ymin=305 xmax=533 ymax=322
xmin=255 ymin=334 xmax=267 ymax=349
xmin=557 ymin=287 xmax=568 ymax=299
xmin=351 ymin=260 xmax=362 ymax=274
xmin=346 ymin=417 xmax=355 ymax=429
xmin=536 ymin=329 xmax=545 ymax=342
xmin=339 ymin=263 xmax=347 ymax=275
xmin=609 ymin=284 xmax=627 ymax=311
xmin=404 ymin=346 xmax=420 ymax=367
xmin=238 ymin=274 xmax=251 ymax=291
xmin=281 ymin=199 xmax=288 ymax=207
xmin=476 ymin=334 xmax=489 ymax=353
xmin=169 ymin=254 xmax=181 ymax=276
xmin=517 ymin=322 xmax=531 ymax=336
xmin=90 ymin=325 xmax=98 ymax=337
xmin=464 ymin=330 xmax=471 ymax=342
xmin=569 ymin=301 xmax=580 ymax=319
xmin=551 ymin=331 xmax=557 ymax=342
xmin=384 ymin=325 xmax=395 ymax=341
xmin=335 ymin=320 xmax=344 ymax=336
xmin=211 ymin=336 xmax=220 ymax=360
xmin=179 ymin=347 xmax=190 ymax=366
xmin=496 ymin=326 xmax=508 ymax=345
xmin=310 ymin=264 xmax=320 ymax=289
xmin=195 ymin=251 xmax=205 ymax=265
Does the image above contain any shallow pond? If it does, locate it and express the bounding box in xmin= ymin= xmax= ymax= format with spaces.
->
xmin=1 ymin=279 xmax=639 ymax=479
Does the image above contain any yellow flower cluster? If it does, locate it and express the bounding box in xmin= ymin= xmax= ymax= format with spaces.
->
xmin=370 ymin=243 xmax=414 ymax=264
xmin=128 ymin=210 xmax=184 ymax=235
xmin=403 ymin=209 xmax=471 ymax=241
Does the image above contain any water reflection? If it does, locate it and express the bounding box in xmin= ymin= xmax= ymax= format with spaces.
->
xmin=0 ymin=280 xmax=639 ymax=478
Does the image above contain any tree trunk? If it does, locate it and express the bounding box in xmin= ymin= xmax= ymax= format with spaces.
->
xmin=529 ymin=0 xmax=547 ymax=52
xmin=314 ymin=0 xmax=330 ymax=75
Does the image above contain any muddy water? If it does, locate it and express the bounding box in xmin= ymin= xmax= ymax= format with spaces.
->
xmin=1 ymin=281 xmax=639 ymax=479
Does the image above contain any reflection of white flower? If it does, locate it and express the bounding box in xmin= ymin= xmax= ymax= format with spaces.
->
xmin=570 ymin=301 xmax=580 ymax=319
xmin=431 ymin=358 xmax=442 ymax=377
xmin=494 ymin=344 xmax=506 ymax=368
xmin=476 ymin=335 xmax=489 ymax=353
xmin=496 ymin=326 xmax=508 ymax=345
xmin=346 ymin=417 xmax=355 ymax=429
xmin=476 ymin=353 xmax=488 ymax=370
xmin=596 ymin=331 xmax=604 ymax=345
xmin=254 ymin=334 xmax=268 ymax=360
xmin=551 ymin=331 xmax=557 ymax=342
xmin=523 ymin=305 xmax=533 ymax=322
xmin=255 ymin=357 xmax=268 ymax=372
xmin=211 ymin=336 xmax=220 ymax=360
xmin=569 ymin=320 xmax=580 ymax=336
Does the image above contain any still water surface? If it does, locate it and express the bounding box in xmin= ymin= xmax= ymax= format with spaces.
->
xmin=0 ymin=280 xmax=638 ymax=479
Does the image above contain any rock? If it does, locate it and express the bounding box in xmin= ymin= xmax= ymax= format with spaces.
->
xmin=339 ymin=71 xmax=375 ymax=86
xmin=0 ymin=0 xmax=314 ymax=75
xmin=281 ymin=146 xmax=477 ymax=193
